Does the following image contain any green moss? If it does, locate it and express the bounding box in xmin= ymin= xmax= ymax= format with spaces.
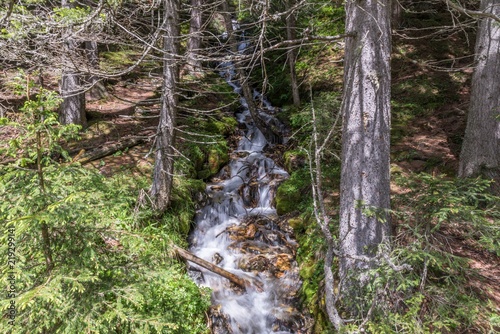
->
xmin=100 ymin=50 xmax=137 ymax=71
xmin=206 ymin=117 xmax=237 ymax=135
xmin=207 ymin=144 xmax=229 ymax=175
xmin=293 ymin=216 xmax=333 ymax=333
xmin=275 ymin=168 xmax=310 ymax=215
xmin=283 ymin=150 xmax=307 ymax=172
xmin=288 ymin=217 xmax=305 ymax=232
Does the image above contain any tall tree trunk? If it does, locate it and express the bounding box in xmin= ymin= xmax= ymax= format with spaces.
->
xmin=458 ymin=0 xmax=500 ymax=187
xmin=151 ymin=0 xmax=180 ymax=212
xmin=391 ymin=0 xmax=403 ymax=29
xmin=60 ymin=69 xmax=87 ymax=127
xmin=85 ymin=40 xmax=108 ymax=100
xmin=286 ymin=0 xmax=300 ymax=106
xmin=339 ymin=0 xmax=392 ymax=300
xmin=186 ymin=0 xmax=203 ymax=76
xmin=59 ymin=0 xmax=86 ymax=127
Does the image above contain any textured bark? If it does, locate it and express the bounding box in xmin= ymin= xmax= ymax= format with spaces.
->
xmin=391 ymin=0 xmax=403 ymax=29
xmin=458 ymin=0 xmax=500 ymax=185
xmin=339 ymin=0 xmax=392 ymax=293
xmin=286 ymin=0 xmax=300 ymax=106
xmin=85 ymin=41 xmax=108 ymax=100
xmin=186 ymin=0 xmax=203 ymax=75
xmin=60 ymin=70 xmax=87 ymax=127
xmin=151 ymin=0 xmax=179 ymax=212
xmin=59 ymin=0 xmax=86 ymax=127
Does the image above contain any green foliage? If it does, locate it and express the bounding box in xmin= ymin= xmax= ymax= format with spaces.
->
xmin=0 ymin=77 xmax=210 ymax=333
xmin=1 ymin=72 xmax=80 ymax=165
xmin=395 ymin=173 xmax=500 ymax=255
xmin=0 ymin=165 xmax=210 ymax=333
xmin=176 ymin=77 xmax=238 ymax=179
xmin=343 ymin=174 xmax=499 ymax=333
xmin=53 ymin=6 xmax=92 ymax=24
xmin=294 ymin=213 xmax=335 ymax=334
xmin=288 ymin=92 xmax=341 ymax=152
xmin=275 ymin=167 xmax=311 ymax=215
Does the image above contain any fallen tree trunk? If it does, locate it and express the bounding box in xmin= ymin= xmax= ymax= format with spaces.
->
xmin=173 ymin=245 xmax=260 ymax=290
xmin=72 ymin=137 xmax=145 ymax=165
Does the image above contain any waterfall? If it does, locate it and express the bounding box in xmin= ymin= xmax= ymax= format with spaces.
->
xmin=188 ymin=57 xmax=306 ymax=333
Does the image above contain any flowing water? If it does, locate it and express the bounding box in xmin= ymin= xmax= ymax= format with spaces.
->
xmin=188 ymin=60 xmax=306 ymax=333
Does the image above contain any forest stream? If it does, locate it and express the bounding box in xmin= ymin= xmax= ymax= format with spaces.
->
xmin=187 ymin=53 xmax=308 ymax=333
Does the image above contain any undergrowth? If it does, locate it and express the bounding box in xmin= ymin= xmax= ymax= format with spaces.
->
xmin=0 ymin=73 xmax=211 ymax=333
xmin=342 ymin=174 xmax=500 ymax=333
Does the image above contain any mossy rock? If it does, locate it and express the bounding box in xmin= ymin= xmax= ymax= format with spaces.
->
xmin=275 ymin=186 xmax=302 ymax=215
xmin=288 ymin=217 xmax=305 ymax=232
xmin=196 ymin=168 xmax=212 ymax=180
xmin=283 ymin=150 xmax=307 ymax=172
xmin=206 ymin=116 xmax=238 ymax=135
xmin=207 ymin=146 xmax=228 ymax=175
xmin=83 ymin=121 xmax=116 ymax=138
xmin=300 ymin=259 xmax=318 ymax=280
xmin=275 ymin=193 xmax=301 ymax=215
xmin=178 ymin=210 xmax=193 ymax=235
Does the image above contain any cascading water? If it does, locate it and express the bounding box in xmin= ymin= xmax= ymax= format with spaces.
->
xmin=187 ymin=41 xmax=307 ymax=333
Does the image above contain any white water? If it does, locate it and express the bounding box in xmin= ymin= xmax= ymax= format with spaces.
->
xmin=188 ymin=60 xmax=300 ymax=333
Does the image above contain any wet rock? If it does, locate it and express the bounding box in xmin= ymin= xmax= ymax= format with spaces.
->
xmin=232 ymin=151 xmax=249 ymax=159
xmin=209 ymin=305 xmax=233 ymax=334
xmin=213 ymin=252 xmax=224 ymax=265
xmin=238 ymin=254 xmax=271 ymax=272
xmin=245 ymin=223 xmax=257 ymax=238
xmin=230 ymin=241 xmax=269 ymax=254
xmin=274 ymin=253 xmax=293 ymax=276
xmin=210 ymin=185 xmax=224 ymax=191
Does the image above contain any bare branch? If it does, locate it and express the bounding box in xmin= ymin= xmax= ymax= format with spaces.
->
xmin=444 ymin=0 xmax=500 ymax=23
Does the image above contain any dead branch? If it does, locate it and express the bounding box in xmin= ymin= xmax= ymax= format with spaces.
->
xmin=72 ymin=137 xmax=145 ymax=164
xmin=173 ymin=245 xmax=262 ymax=291
xmin=444 ymin=0 xmax=500 ymax=23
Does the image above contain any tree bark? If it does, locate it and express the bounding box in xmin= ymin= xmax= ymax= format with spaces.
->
xmin=186 ymin=0 xmax=203 ymax=75
xmin=286 ymin=0 xmax=300 ymax=106
xmin=339 ymin=0 xmax=392 ymax=299
xmin=60 ymin=70 xmax=87 ymax=127
xmin=391 ymin=0 xmax=403 ymax=29
xmin=458 ymin=0 xmax=500 ymax=187
xmin=151 ymin=0 xmax=180 ymax=212
xmin=59 ymin=0 xmax=86 ymax=127
xmin=85 ymin=40 xmax=108 ymax=100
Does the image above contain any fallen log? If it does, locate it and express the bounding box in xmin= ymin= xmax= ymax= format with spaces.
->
xmin=72 ymin=137 xmax=145 ymax=165
xmin=173 ymin=245 xmax=261 ymax=291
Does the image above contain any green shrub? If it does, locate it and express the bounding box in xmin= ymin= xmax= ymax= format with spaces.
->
xmin=0 ymin=74 xmax=210 ymax=333
xmin=344 ymin=174 xmax=500 ymax=333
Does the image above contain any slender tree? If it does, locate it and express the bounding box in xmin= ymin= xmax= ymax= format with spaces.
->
xmin=185 ymin=0 xmax=203 ymax=75
xmin=339 ymin=0 xmax=392 ymax=299
xmin=458 ymin=0 xmax=500 ymax=186
xmin=286 ymin=0 xmax=300 ymax=106
xmin=151 ymin=0 xmax=180 ymax=211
